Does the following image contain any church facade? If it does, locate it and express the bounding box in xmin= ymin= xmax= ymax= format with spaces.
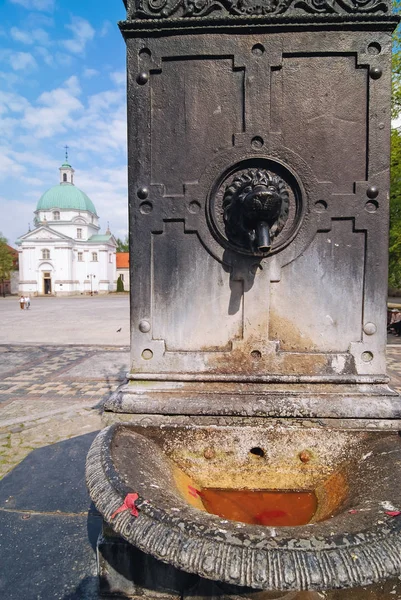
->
xmin=17 ymin=158 xmax=117 ymax=296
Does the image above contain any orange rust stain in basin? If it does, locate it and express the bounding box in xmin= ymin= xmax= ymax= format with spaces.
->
xmin=200 ymin=488 xmax=317 ymax=526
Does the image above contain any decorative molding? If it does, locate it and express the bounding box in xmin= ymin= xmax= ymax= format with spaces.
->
xmin=132 ymin=0 xmax=389 ymax=20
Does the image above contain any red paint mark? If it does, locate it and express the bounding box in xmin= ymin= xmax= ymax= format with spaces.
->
xmin=348 ymin=509 xmax=358 ymax=514
xmin=385 ymin=510 xmax=401 ymax=517
xmin=111 ymin=493 xmax=139 ymax=519
xmin=188 ymin=485 xmax=201 ymax=498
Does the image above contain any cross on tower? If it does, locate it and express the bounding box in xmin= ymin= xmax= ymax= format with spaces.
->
xmin=64 ymin=145 xmax=69 ymax=162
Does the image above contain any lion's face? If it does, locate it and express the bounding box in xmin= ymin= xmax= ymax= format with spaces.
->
xmin=222 ymin=168 xmax=289 ymax=254
xmin=239 ymin=183 xmax=283 ymax=225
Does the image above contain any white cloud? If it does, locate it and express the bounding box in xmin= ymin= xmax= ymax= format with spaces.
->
xmin=21 ymin=76 xmax=83 ymax=138
xmin=11 ymin=27 xmax=50 ymax=45
xmin=0 ymin=149 xmax=25 ymax=178
xmin=0 ymin=71 xmax=21 ymax=88
xmin=9 ymin=51 xmax=37 ymax=71
xmin=10 ymin=28 xmax=31 ymax=44
xmin=9 ymin=0 xmax=55 ymax=11
xmin=76 ymin=165 xmax=128 ymax=235
xmin=61 ymin=17 xmax=95 ymax=55
xmin=99 ymin=21 xmax=112 ymax=37
xmin=54 ymin=52 xmax=73 ymax=66
xmin=110 ymin=71 xmax=125 ymax=86
xmin=36 ymin=46 xmax=54 ymax=66
xmin=21 ymin=176 xmax=46 ymax=186
xmin=0 ymin=91 xmax=29 ymax=114
xmin=83 ymin=68 xmax=99 ymax=78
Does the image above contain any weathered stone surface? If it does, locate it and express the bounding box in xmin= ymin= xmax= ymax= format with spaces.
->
xmin=86 ymin=425 xmax=401 ymax=591
xmin=87 ymin=0 xmax=401 ymax=594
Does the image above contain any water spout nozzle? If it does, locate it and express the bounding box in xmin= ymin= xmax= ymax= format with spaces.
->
xmin=256 ymin=221 xmax=271 ymax=252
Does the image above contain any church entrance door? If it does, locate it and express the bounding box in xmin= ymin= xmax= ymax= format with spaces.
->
xmin=43 ymin=272 xmax=52 ymax=295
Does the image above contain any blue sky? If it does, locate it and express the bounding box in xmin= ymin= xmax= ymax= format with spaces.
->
xmin=0 ymin=0 xmax=128 ymax=246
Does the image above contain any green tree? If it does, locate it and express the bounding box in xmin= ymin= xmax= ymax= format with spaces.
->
xmin=115 ymin=235 xmax=129 ymax=253
xmin=0 ymin=234 xmax=14 ymax=298
xmin=116 ymin=275 xmax=125 ymax=292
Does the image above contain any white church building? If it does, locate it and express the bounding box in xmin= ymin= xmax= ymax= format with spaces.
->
xmin=17 ymin=157 xmax=117 ymax=296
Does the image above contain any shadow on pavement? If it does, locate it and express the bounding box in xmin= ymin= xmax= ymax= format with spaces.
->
xmin=0 ymin=432 xmax=102 ymax=600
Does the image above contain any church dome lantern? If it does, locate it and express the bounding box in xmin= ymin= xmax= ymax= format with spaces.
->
xmin=36 ymin=148 xmax=97 ymax=216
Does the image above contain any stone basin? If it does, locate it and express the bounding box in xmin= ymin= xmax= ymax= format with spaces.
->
xmin=86 ymin=423 xmax=401 ymax=591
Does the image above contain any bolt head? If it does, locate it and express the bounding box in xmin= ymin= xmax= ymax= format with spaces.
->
xmin=139 ymin=320 xmax=151 ymax=333
xmin=369 ymin=66 xmax=382 ymax=80
xmin=137 ymin=72 xmax=149 ymax=85
xmin=367 ymin=186 xmax=379 ymax=199
xmin=364 ymin=322 xmax=377 ymax=335
xmin=137 ymin=187 xmax=149 ymax=199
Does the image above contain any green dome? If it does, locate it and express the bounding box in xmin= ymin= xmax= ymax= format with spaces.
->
xmin=36 ymin=183 xmax=97 ymax=215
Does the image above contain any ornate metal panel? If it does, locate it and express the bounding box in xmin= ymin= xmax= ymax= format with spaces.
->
xmin=124 ymin=18 xmax=394 ymax=382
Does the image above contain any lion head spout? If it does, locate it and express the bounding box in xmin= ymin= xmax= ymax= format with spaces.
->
xmin=222 ymin=168 xmax=289 ymax=254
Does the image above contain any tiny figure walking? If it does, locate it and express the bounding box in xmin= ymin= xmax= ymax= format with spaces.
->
xmin=19 ymin=296 xmax=25 ymax=310
xmin=25 ymin=295 xmax=31 ymax=310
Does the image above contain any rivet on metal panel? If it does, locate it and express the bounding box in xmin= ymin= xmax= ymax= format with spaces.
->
xmin=367 ymin=186 xmax=379 ymax=199
xmin=314 ymin=200 xmax=327 ymax=213
xmin=136 ymin=72 xmax=149 ymax=85
xmin=364 ymin=323 xmax=377 ymax=335
xmin=251 ymin=136 xmax=264 ymax=149
xmin=367 ymin=42 xmax=381 ymax=55
xmin=139 ymin=202 xmax=153 ymax=214
xmin=362 ymin=351 xmax=374 ymax=362
xmin=369 ymin=66 xmax=382 ymax=79
xmin=365 ymin=200 xmax=378 ymax=213
xmin=251 ymin=44 xmax=265 ymax=56
xmin=137 ymin=187 xmax=149 ymax=199
xmin=141 ymin=349 xmax=153 ymax=360
xmin=139 ymin=320 xmax=151 ymax=333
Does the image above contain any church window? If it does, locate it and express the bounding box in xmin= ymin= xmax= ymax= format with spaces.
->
xmin=77 ymin=252 xmax=83 ymax=262
xmin=63 ymin=173 xmax=67 ymax=182
xmin=109 ymin=253 xmax=112 ymax=263
xmin=92 ymin=252 xmax=98 ymax=262
xmin=77 ymin=228 xmax=82 ymax=239
xmin=53 ymin=211 xmax=60 ymax=221
xmin=120 ymin=274 xmax=124 ymax=281
xmin=42 ymin=249 xmax=50 ymax=260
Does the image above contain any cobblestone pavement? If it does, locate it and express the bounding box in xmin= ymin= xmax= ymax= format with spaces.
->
xmin=0 ymin=344 xmax=129 ymax=479
xmin=0 ymin=343 xmax=400 ymax=481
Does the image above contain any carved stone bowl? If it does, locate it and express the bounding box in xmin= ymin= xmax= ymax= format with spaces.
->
xmin=86 ymin=423 xmax=401 ymax=591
